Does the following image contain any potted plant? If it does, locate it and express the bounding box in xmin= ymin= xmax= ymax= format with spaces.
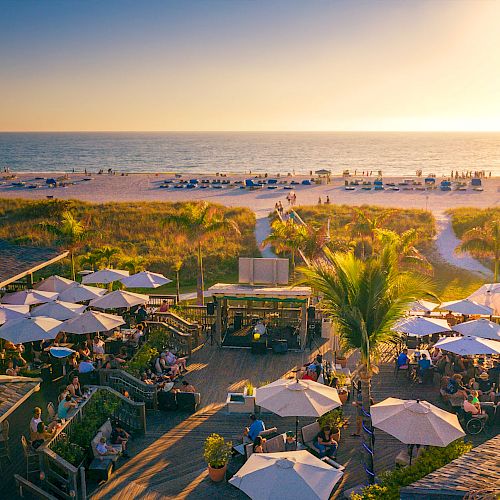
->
xmin=335 ymin=348 xmax=347 ymax=368
xmin=318 ymin=408 xmax=348 ymax=442
xmin=245 ymin=382 xmax=254 ymax=396
xmin=204 ymin=433 xmax=232 ymax=482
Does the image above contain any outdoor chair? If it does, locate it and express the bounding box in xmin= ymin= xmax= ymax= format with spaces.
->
xmin=394 ymin=358 xmax=409 ymax=377
xmin=21 ymin=435 xmax=40 ymax=478
xmin=301 ymin=421 xmax=321 ymax=455
xmin=0 ymin=420 xmax=11 ymax=466
xmin=47 ymin=402 xmax=56 ymax=421
xmin=462 ymin=411 xmax=487 ymax=435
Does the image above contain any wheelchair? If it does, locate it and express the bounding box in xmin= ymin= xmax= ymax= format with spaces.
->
xmin=458 ymin=409 xmax=487 ymax=435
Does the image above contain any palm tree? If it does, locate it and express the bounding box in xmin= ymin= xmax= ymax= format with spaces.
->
xmin=349 ymin=208 xmax=390 ymax=248
xmin=41 ymin=211 xmax=87 ymax=280
xmin=79 ymin=251 xmax=102 ymax=272
xmin=374 ymin=228 xmax=432 ymax=274
xmin=96 ymin=246 xmax=121 ymax=268
xmin=458 ymin=220 xmax=500 ymax=281
xmin=301 ymin=222 xmax=330 ymax=263
xmin=163 ymin=202 xmax=240 ymax=305
xmin=120 ymin=255 xmax=147 ymax=274
xmin=300 ymin=245 xmax=433 ymax=483
xmin=263 ymin=219 xmax=309 ymax=275
xmin=172 ymin=257 xmax=184 ymax=303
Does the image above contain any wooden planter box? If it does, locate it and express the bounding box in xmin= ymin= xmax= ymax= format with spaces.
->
xmin=226 ymin=392 xmax=255 ymax=414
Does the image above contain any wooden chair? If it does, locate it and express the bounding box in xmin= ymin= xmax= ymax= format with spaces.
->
xmin=21 ymin=435 xmax=40 ymax=477
xmin=47 ymin=402 xmax=56 ymax=421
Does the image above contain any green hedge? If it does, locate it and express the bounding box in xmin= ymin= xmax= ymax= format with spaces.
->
xmin=352 ymin=440 xmax=473 ymax=500
xmin=125 ymin=329 xmax=167 ymax=378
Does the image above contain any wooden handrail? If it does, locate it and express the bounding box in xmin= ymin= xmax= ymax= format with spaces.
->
xmin=15 ymin=475 xmax=59 ymax=500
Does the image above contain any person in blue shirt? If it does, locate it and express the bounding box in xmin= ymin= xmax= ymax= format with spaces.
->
xmin=397 ymin=349 xmax=409 ymax=369
xmin=247 ymin=414 xmax=265 ymax=442
xmin=418 ymin=353 xmax=431 ymax=384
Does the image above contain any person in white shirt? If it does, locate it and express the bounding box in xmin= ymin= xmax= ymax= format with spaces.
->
xmin=96 ymin=436 xmax=119 ymax=456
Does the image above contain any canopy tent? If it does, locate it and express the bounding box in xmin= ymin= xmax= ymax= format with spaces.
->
xmin=315 ymin=169 xmax=332 ymax=175
xmin=89 ymin=290 xmax=149 ymax=309
xmin=440 ymin=299 xmax=493 ymax=316
xmin=62 ymin=310 xmax=125 ymax=334
xmin=434 ymin=335 xmax=500 ymax=355
xmin=228 ymin=451 xmax=343 ymax=500
xmin=31 ymin=300 xmax=86 ymax=321
xmin=453 ymin=318 xmax=500 ymax=341
xmin=34 ymin=275 xmax=76 ymax=293
xmin=58 ymin=283 xmax=106 ymax=303
xmin=408 ymin=300 xmax=439 ymax=314
xmin=0 ymin=305 xmax=30 ymax=324
xmin=120 ymin=271 xmax=171 ymax=289
xmin=82 ymin=268 xmax=129 ymax=285
xmin=1 ymin=289 xmax=58 ymax=306
xmin=392 ymin=317 xmax=451 ymax=337
xmin=370 ymin=398 xmax=465 ymax=447
xmin=0 ymin=316 xmax=62 ymax=343
xmin=468 ymin=283 xmax=500 ymax=315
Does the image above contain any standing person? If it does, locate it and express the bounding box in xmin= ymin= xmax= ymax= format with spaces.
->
xmin=292 ymin=193 xmax=297 ymax=206
xmin=286 ymin=193 xmax=291 ymax=206
xmin=318 ymin=197 xmax=322 ymax=205
xmin=136 ymin=305 xmax=148 ymax=324
xmin=325 ymin=195 xmax=330 ymax=204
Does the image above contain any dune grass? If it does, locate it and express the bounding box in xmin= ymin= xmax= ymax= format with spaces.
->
xmin=0 ymin=198 xmax=258 ymax=289
xmin=448 ymin=206 xmax=500 ymax=238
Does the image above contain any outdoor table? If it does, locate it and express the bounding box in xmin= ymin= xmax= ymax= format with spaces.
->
xmin=88 ymin=457 xmax=113 ymax=482
xmin=407 ymin=349 xmax=432 ymax=380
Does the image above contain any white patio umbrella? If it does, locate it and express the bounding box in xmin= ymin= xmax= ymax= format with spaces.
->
xmin=82 ymin=268 xmax=129 ymax=285
xmin=34 ymin=275 xmax=76 ymax=293
xmin=256 ymin=378 xmax=342 ymax=445
xmin=31 ymin=300 xmax=86 ymax=321
xmin=370 ymin=398 xmax=465 ymax=447
xmin=89 ymin=290 xmax=149 ymax=309
xmin=58 ymin=283 xmax=107 ymax=303
xmin=120 ymin=271 xmax=172 ymax=289
xmin=0 ymin=316 xmax=62 ymax=343
xmin=62 ymin=310 xmax=125 ymax=334
xmin=434 ymin=335 xmax=500 ymax=355
xmin=392 ymin=316 xmax=451 ymax=337
xmin=0 ymin=305 xmax=30 ymax=324
xmin=408 ymin=300 xmax=439 ymax=314
xmin=1 ymin=289 xmax=58 ymax=306
xmin=229 ymin=451 xmax=343 ymax=500
xmin=468 ymin=283 xmax=500 ymax=315
xmin=453 ymin=318 xmax=500 ymax=341
xmin=440 ymin=299 xmax=493 ymax=316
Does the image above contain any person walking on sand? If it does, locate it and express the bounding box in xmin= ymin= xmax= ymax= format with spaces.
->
xmin=293 ymin=193 xmax=297 ymax=206
xmin=318 ymin=197 xmax=322 ymax=205
xmin=325 ymin=195 xmax=330 ymax=204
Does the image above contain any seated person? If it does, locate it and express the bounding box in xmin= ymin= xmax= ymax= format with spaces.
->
xmin=5 ymin=360 xmax=20 ymax=376
xmin=111 ymin=421 xmax=130 ymax=457
xmin=247 ymin=414 xmax=265 ymax=442
xmin=92 ymin=336 xmax=105 ymax=357
xmin=131 ymin=324 xmax=144 ymax=346
xmin=430 ymin=347 xmax=443 ymax=365
xmin=478 ymin=372 xmax=496 ymax=401
xmin=141 ymin=372 xmax=154 ymax=385
xmin=158 ymin=353 xmax=178 ymax=377
xmin=488 ymin=360 xmax=500 ymax=385
xmin=30 ymin=407 xmax=58 ymax=443
xmin=252 ymin=435 xmax=266 ymax=453
xmin=463 ymin=394 xmax=487 ymax=420
xmin=158 ymin=300 xmax=169 ymax=313
xmin=78 ymin=341 xmax=91 ymax=359
xmin=96 ymin=436 xmax=120 ymax=457
xmin=78 ymin=357 xmax=95 ymax=374
xmin=67 ymin=376 xmax=83 ymax=398
xmin=302 ymin=367 xmax=317 ymax=381
xmin=396 ymin=349 xmax=409 ymax=370
xmin=67 ymin=353 xmax=79 ymax=371
xmin=179 ymin=380 xmax=196 ymax=393
xmin=136 ymin=305 xmax=148 ymax=323
xmin=314 ymin=425 xmax=338 ymax=458
xmin=417 ymin=353 xmax=431 ymax=383
xmin=165 ymin=350 xmax=187 ymax=372
xmin=466 ymin=377 xmax=480 ymax=392
xmin=57 ymin=393 xmax=77 ymax=419
xmin=31 ymin=421 xmax=54 ymax=449
xmin=284 ymin=431 xmax=296 ymax=451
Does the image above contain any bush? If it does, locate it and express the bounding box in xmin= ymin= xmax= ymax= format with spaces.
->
xmin=203 ymin=433 xmax=232 ymax=468
xmin=352 ymin=439 xmax=473 ymax=499
xmin=51 ymin=439 xmax=86 ymax=467
xmin=125 ymin=328 xmax=166 ymax=378
xmin=318 ymin=408 xmax=348 ymax=433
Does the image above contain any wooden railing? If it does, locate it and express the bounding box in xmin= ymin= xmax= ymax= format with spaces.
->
xmin=97 ymin=369 xmax=158 ymax=409
xmin=38 ymin=386 xmax=146 ymax=500
xmin=174 ymin=304 xmax=212 ymax=329
xmin=149 ymin=311 xmax=203 ymax=352
xmin=147 ymin=294 xmax=178 ymax=307
xmin=146 ymin=320 xmax=194 ymax=357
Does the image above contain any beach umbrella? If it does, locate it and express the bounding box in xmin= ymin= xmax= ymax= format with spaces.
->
xmin=467 ymin=283 xmax=500 ymax=315
xmin=453 ymin=318 xmax=500 ymax=341
xmin=120 ymin=271 xmax=172 ymax=289
xmin=1 ymin=289 xmax=58 ymax=306
xmin=256 ymin=378 xmax=342 ymax=445
xmin=0 ymin=316 xmax=62 ymax=343
xmin=408 ymin=300 xmax=439 ymax=314
xmin=49 ymin=346 xmax=76 ymax=358
xmin=89 ymin=290 xmax=149 ymax=309
xmin=434 ymin=335 xmax=500 ymax=355
xmin=370 ymin=398 xmax=465 ymax=447
xmin=34 ymin=275 xmax=76 ymax=293
xmin=58 ymin=283 xmax=107 ymax=303
xmin=62 ymin=310 xmax=125 ymax=334
xmin=229 ymin=451 xmax=343 ymax=500
xmin=31 ymin=300 xmax=86 ymax=321
xmin=82 ymin=268 xmax=129 ymax=285
xmin=440 ymin=299 xmax=493 ymax=316
xmin=0 ymin=305 xmax=30 ymax=324
xmin=392 ymin=317 xmax=451 ymax=337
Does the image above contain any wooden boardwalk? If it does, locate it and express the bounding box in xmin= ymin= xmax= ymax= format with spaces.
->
xmin=86 ymin=343 xmax=493 ymax=500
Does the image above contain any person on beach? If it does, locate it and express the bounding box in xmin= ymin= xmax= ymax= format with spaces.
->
xmin=325 ymin=195 xmax=330 ymax=204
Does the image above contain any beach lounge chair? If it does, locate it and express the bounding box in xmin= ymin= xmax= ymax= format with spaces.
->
xmin=301 ymin=180 xmax=312 ymax=185
xmin=471 ymin=178 xmax=483 ymax=191
xmin=186 ymin=184 xmax=196 ymax=189
xmin=440 ymin=180 xmax=452 ymax=191
xmin=189 ymin=179 xmax=199 ymax=184
xmin=245 ymin=179 xmax=261 ymax=189
xmin=267 ymin=179 xmax=278 ymax=185
xmin=344 ymin=186 xmax=355 ymax=191
xmin=291 ymin=180 xmax=300 ymax=185
xmin=374 ymin=180 xmax=384 ymax=191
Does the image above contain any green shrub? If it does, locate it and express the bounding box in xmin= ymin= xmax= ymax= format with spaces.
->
xmin=125 ymin=328 xmax=166 ymax=377
xmin=51 ymin=439 xmax=86 ymax=467
xmin=203 ymin=433 xmax=232 ymax=468
xmin=318 ymin=408 xmax=348 ymax=433
xmin=352 ymin=439 xmax=473 ymax=499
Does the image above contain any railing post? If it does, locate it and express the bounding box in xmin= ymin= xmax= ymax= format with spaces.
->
xmin=153 ymin=386 xmax=158 ymax=410
xmin=79 ymin=466 xmax=87 ymax=500
xmin=139 ymin=403 xmax=147 ymax=434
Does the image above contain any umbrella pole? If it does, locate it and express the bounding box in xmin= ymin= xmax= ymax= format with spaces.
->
xmin=409 ymin=444 xmax=414 ymax=465
xmin=295 ymin=416 xmax=299 ymax=450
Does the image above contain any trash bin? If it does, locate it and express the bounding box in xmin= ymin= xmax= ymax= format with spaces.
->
xmin=272 ymin=339 xmax=288 ymax=354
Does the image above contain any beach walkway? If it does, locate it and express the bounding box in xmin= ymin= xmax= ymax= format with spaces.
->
xmin=89 ymin=342 xmax=491 ymax=500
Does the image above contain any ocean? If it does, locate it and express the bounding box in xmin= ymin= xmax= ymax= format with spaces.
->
xmin=1 ymin=132 xmax=500 ymax=177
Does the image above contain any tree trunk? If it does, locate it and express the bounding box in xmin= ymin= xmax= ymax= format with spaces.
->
xmin=176 ymin=270 xmax=180 ymax=303
xmin=361 ymin=377 xmax=375 ymax=485
xmin=70 ymin=251 xmax=76 ymax=281
xmin=291 ymin=250 xmax=296 ymax=281
xmin=197 ymin=242 xmax=204 ymax=306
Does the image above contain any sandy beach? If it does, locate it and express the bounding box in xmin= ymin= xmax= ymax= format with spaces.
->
xmin=0 ymin=172 xmax=498 ymax=214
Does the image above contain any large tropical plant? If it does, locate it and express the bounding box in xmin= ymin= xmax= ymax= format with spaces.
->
xmin=120 ymin=255 xmax=147 ymax=274
xmin=163 ymin=202 xmax=240 ymax=305
xmin=299 ymin=245 xmax=433 ymax=483
xmin=349 ymin=208 xmax=391 ymax=246
xmin=95 ymin=246 xmax=121 ymax=268
xmin=40 ymin=211 xmax=88 ymax=280
xmin=458 ymin=220 xmax=500 ymax=281
xmin=79 ymin=251 xmax=102 ymax=272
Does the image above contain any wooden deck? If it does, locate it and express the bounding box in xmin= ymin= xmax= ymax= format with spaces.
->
xmin=86 ymin=343 xmax=495 ymax=499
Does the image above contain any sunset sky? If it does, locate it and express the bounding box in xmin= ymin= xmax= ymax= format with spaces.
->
xmin=1 ymin=0 xmax=500 ymax=132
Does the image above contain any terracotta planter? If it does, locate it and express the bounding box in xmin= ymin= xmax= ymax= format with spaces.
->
xmin=208 ymin=464 xmax=227 ymax=482
xmin=338 ymin=390 xmax=349 ymax=405
xmin=337 ymin=357 xmax=347 ymax=368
